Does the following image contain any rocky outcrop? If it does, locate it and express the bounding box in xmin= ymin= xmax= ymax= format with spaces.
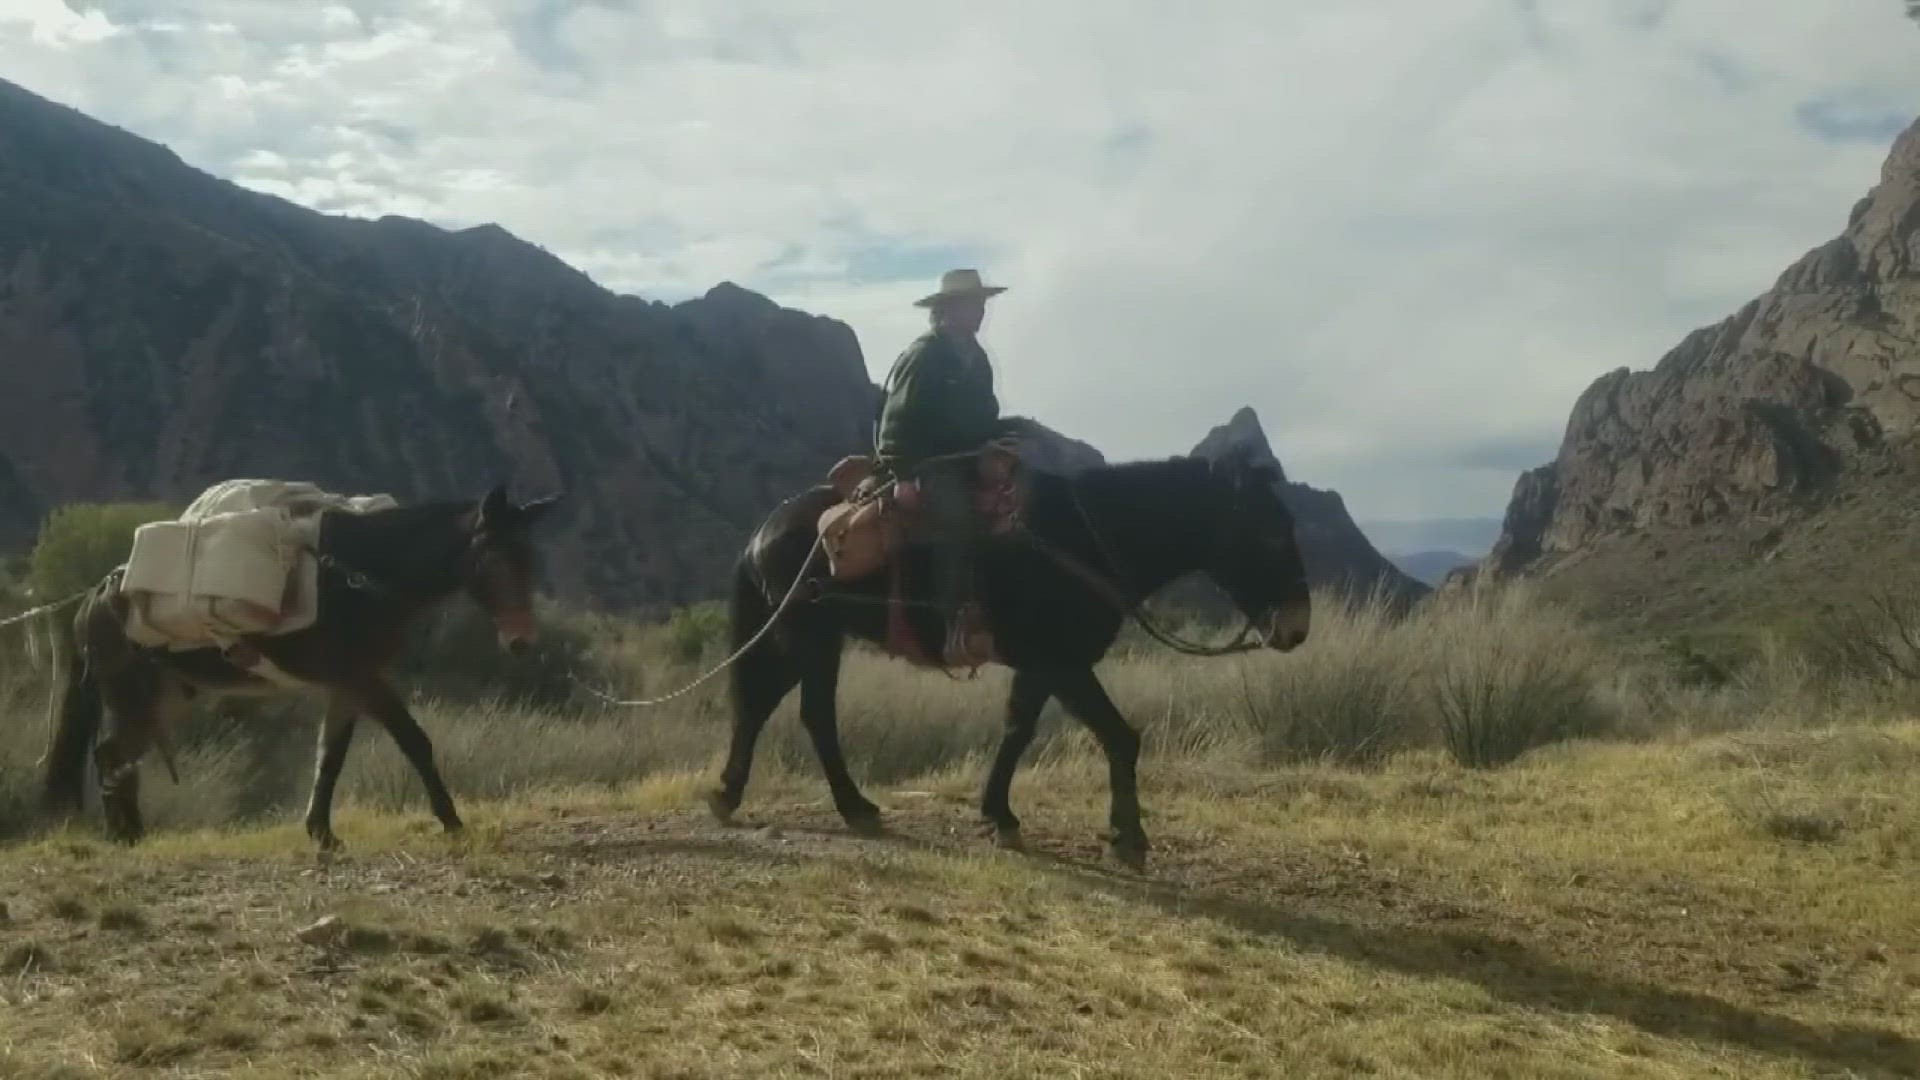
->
xmin=1472 ymin=113 xmax=1920 ymax=603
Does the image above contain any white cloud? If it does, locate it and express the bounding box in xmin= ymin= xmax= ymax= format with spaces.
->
xmin=1 ymin=0 xmax=118 ymax=47
xmin=2 ymin=0 xmax=1918 ymax=523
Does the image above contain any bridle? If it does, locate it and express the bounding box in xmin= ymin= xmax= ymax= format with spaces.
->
xmin=1046 ymin=476 xmax=1276 ymax=657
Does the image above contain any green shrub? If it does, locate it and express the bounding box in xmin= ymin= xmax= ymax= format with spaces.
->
xmin=1236 ymin=588 xmax=1419 ymax=767
xmin=664 ymin=601 xmax=728 ymax=665
xmin=395 ymin=598 xmax=615 ymax=712
xmin=27 ymin=501 xmax=178 ymax=602
xmin=1417 ymin=582 xmax=1615 ymax=768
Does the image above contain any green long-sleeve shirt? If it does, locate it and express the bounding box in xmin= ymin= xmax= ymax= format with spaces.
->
xmin=873 ymin=329 xmax=1003 ymax=474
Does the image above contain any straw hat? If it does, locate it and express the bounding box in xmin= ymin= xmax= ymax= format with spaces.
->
xmin=913 ymin=268 xmax=1007 ymax=308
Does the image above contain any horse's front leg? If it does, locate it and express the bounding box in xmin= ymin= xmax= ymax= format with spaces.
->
xmin=303 ymin=693 xmax=361 ymax=850
xmin=351 ymin=679 xmax=463 ymax=837
xmin=795 ymin=629 xmax=883 ymax=835
xmin=1051 ymin=666 xmax=1149 ymax=869
xmin=980 ymin=667 xmax=1052 ymax=849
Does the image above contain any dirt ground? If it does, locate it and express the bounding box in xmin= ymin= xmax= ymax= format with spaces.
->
xmin=3 ymin=741 xmax=1919 ymax=1079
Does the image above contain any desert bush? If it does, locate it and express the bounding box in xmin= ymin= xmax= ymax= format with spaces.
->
xmin=26 ymin=501 xmax=178 ymax=603
xmin=1792 ymin=590 xmax=1920 ymax=716
xmin=1414 ymin=581 xmax=1616 ymax=768
xmin=395 ymin=598 xmax=619 ymax=712
xmin=1231 ymin=587 xmax=1422 ymax=767
xmin=664 ymin=601 xmax=729 ymax=665
xmin=1709 ymin=727 xmax=1920 ymax=846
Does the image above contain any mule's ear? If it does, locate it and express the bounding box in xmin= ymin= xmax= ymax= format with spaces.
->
xmin=477 ymin=485 xmax=511 ymax=527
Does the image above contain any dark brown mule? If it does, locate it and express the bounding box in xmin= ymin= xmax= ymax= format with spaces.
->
xmin=39 ymin=487 xmax=560 ymax=848
xmin=713 ymin=453 xmax=1311 ymax=868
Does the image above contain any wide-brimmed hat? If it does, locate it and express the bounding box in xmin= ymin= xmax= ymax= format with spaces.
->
xmin=913 ymin=268 xmax=1007 ymax=308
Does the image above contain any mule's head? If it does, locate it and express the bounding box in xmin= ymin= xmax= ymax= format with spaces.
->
xmin=463 ymin=487 xmax=562 ymax=655
xmin=1203 ymin=453 xmax=1311 ymax=652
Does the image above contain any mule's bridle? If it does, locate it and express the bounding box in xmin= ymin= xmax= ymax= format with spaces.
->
xmin=1051 ymin=478 xmax=1273 ymax=657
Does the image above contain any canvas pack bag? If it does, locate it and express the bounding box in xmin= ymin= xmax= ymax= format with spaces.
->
xmin=119 ymin=480 xmax=398 ymax=651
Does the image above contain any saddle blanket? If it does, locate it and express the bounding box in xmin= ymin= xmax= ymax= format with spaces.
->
xmin=120 ymin=480 xmax=397 ymax=651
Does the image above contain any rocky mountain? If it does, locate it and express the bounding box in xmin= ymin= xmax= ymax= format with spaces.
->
xmin=0 ymin=77 xmax=1418 ymax=614
xmin=1464 ymin=114 xmax=1920 ymax=631
xmin=0 ymin=77 xmax=875 ymax=611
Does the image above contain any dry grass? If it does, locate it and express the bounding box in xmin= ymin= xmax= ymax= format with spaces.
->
xmin=1 ymin=581 xmax=1917 ymax=1076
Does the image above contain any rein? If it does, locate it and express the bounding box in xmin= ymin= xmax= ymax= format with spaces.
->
xmin=567 ymin=535 xmax=828 ymax=709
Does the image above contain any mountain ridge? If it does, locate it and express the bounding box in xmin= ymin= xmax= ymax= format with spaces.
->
xmin=1460 ymin=113 xmax=1920 ymax=631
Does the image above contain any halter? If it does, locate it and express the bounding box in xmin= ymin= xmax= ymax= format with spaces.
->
xmin=1051 ymin=474 xmax=1277 ymax=657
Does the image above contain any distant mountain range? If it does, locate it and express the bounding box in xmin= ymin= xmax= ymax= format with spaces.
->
xmin=1384 ymin=550 xmax=1477 ymax=587
xmin=1359 ymin=519 xmax=1501 ymax=560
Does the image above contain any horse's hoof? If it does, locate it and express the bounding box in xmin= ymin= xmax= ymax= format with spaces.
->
xmin=979 ymin=820 xmax=1024 ymax=851
xmin=705 ymin=790 xmax=740 ymax=828
xmin=441 ymin=818 xmax=466 ymax=839
xmin=843 ymin=809 xmax=886 ymax=838
xmin=309 ymin=829 xmax=343 ymax=853
xmin=1108 ymin=834 xmax=1150 ymax=871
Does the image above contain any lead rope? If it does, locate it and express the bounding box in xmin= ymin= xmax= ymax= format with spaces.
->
xmin=568 ymin=535 xmax=827 ymax=708
xmin=0 ymin=583 xmax=97 ymax=772
xmin=0 ymin=587 xmax=93 ymax=631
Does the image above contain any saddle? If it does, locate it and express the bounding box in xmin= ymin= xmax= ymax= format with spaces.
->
xmin=815 ymin=442 xmax=1026 ymax=670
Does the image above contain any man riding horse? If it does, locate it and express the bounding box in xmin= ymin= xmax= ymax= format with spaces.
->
xmin=872 ymin=268 xmax=1018 ymax=662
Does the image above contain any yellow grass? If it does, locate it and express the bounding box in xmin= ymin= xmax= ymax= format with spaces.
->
xmin=1 ymin=582 xmax=1916 ymax=1077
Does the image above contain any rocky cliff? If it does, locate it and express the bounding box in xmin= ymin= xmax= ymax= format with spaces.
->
xmin=1467 ymin=114 xmax=1920 ymax=629
xmin=0 ymin=78 xmax=875 ymax=610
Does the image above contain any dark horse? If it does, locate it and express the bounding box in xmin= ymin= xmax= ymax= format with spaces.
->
xmin=39 ymin=487 xmax=559 ymax=848
xmin=709 ymin=453 xmax=1311 ymax=867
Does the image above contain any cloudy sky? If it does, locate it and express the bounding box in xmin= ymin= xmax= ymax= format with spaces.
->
xmin=3 ymin=1 xmax=1918 ymax=531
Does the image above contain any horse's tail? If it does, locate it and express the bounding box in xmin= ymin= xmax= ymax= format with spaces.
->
xmin=40 ymin=605 xmax=100 ymax=814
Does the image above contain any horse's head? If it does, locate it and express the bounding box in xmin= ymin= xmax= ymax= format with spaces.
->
xmin=1203 ymin=453 xmax=1311 ymax=652
xmin=463 ymin=486 xmax=562 ymax=655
